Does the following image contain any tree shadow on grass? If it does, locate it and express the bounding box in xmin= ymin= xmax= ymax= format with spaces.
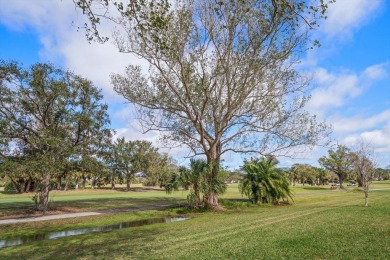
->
xmin=0 ymin=202 xmax=36 ymax=217
xmin=302 ymin=186 xmax=329 ymax=191
xmin=98 ymin=186 xmax=164 ymax=192
xmin=0 ymin=196 xmax=185 ymax=218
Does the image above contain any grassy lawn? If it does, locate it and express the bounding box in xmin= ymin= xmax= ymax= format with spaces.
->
xmin=0 ymin=185 xmax=188 ymax=217
xmin=370 ymin=180 xmax=390 ymax=189
xmin=0 ymin=181 xmax=389 ymax=259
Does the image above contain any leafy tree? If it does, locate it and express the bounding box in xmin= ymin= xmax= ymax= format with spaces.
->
xmin=318 ymin=145 xmax=353 ymax=189
xmin=113 ymin=137 xmax=136 ymax=191
xmin=104 ymin=141 xmax=119 ymax=190
xmin=112 ymin=138 xmax=158 ymax=191
xmin=289 ymin=165 xmax=300 ymax=186
xmin=375 ymin=168 xmax=390 ymax=181
xmin=240 ymin=157 xmax=293 ymax=204
xmin=290 ymin=164 xmax=318 ymax=186
xmin=71 ymin=155 xmax=107 ymax=189
xmin=0 ymin=60 xmax=111 ymax=211
xmin=144 ymin=152 xmax=176 ymax=187
xmin=75 ymin=0 xmax=333 ymax=208
xmin=315 ymin=167 xmax=332 ymax=185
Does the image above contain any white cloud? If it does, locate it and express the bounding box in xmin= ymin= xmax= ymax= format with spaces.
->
xmin=278 ymin=145 xmax=327 ymax=168
xmin=307 ymin=63 xmax=389 ymax=115
xmin=362 ymin=63 xmax=388 ymax=80
xmin=0 ymin=0 xmax=146 ymax=102
xmin=343 ymin=127 xmax=390 ymax=154
xmin=0 ymin=1 xmax=48 ymax=30
xmin=321 ymin=0 xmax=384 ymax=40
xmin=114 ymin=125 xmax=160 ymax=144
xmin=308 ymin=68 xmax=361 ymax=113
xmin=330 ymin=109 xmax=390 ymax=133
xmin=111 ymin=104 xmax=135 ymax=122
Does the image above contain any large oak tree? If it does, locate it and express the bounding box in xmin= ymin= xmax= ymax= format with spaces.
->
xmin=0 ymin=61 xmax=111 ymax=211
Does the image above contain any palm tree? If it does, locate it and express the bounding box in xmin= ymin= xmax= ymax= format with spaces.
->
xmin=239 ymin=157 xmax=293 ymax=204
xmin=165 ymin=159 xmax=226 ymax=208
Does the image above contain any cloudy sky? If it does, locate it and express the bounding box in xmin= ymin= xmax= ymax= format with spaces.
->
xmin=0 ymin=0 xmax=389 ymax=168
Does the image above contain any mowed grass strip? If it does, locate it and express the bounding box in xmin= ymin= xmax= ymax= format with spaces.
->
xmin=152 ymin=192 xmax=390 ymax=254
xmin=0 ymin=188 xmax=389 ymax=259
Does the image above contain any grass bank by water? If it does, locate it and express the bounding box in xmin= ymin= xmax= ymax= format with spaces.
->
xmin=0 ymin=182 xmax=389 ymax=259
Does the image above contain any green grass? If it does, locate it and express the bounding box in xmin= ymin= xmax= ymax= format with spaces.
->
xmin=0 ymin=185 xmax=188 ymax=216
xmin=371 ymin=180 xmax=390 ymax=189
xmin=0 ymin=182 xmax=389 ymax=259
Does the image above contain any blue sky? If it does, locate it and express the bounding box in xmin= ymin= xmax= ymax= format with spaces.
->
xmin=0 ymin=0 xmax=389 ymax=168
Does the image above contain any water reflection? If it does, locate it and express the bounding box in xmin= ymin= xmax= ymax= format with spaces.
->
xmin=0 ymin=217 xmax=189 ymax=249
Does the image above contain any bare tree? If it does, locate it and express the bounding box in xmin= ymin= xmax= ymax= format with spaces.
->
xmin=351 ymin=143 xmax=376 ymax=207
xmin=75 ymin=0 xmax=333 ymax=208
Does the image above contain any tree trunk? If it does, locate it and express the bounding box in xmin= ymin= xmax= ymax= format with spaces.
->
xmin=357 ymin=177 xmax=363 ymax=187
xmin=364 ymin=182 xmax=369 ymax=207
xmin=56 ymin=176 xmax=62 ymax=190
xmin=193 ymin=183 xmax=201 ymax=207
xmin=25 ymin=178 xmax=32 ymax=193
xmin=204 ymin=143 xmax=222 ymax=209
xmin=10 ymin=178 xmax=21 ymax=193
xmin=251 ymin=183 xmax=259 ymax=204
xmin=111 ymin=171 xmax=116 ymax=190
xmin=126 ymin=178 xmax=131 ymax=191
xmin=339 ymin=179 xmax=345 ymax=189
xmin=205 ymin=190 xmax=219 ymax=208
xmin=82 ymin=176 xmax=86 ymax=189
xmin=75 ymin=177 xmax=79 ymax=190
xmin=364 ymin=191 xmax=368 ymax=207
xmin=64 ymin=177 xmax=69 ymax=191
xmin=38 ymin=174 xmax=51 ymax=212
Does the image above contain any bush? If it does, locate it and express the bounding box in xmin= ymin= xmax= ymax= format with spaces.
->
xmin=143 ymin=179 xmax=158 ymax=187
xmin=220 ymin=199 xmax=252 ymax=209
xmin=4 ymin=181 xmax=16 ymax=192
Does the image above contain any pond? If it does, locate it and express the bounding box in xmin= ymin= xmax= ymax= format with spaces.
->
xmin=0 ymin=217 xmax=189 ymax=249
